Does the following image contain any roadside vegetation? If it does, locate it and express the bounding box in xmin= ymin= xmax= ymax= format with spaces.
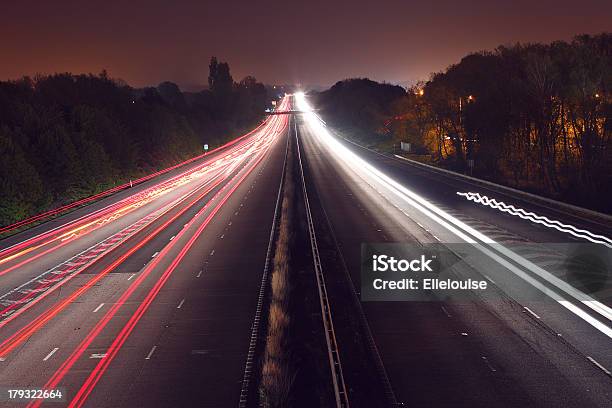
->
xmin=0 ymin=57 xmax=269 ymax=226
xmin=260 ymin=136 xmax=295 ymax=407
xmin=314 ymin=33 xmax=611 ymax=213
xmin=259 ymin=130 xmax=334 ymax=407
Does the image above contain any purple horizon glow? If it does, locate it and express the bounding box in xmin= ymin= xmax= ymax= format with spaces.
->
xmin=1 ymin=0 xmax=610 ymax=89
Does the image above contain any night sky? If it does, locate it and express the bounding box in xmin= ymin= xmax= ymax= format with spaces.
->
xmin=2 ymin=0 xmax=610 ymax=89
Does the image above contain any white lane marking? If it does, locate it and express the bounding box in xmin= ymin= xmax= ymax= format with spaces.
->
xmin=177 ymin=299 xmax=185 ymax=309
xmin=432 ymin=235 xmax=441 ymax=241
xmin=151 ymin=252 xmax=159 ymax=258
xmin=587 ymin=356 xmax=612 ymax=377
xmin=523 ymin=307 xmax=541 ymax=319
xmin=145 ymin=346 xmax=157 ymax=360
xmin=169 ymin=235 xmax=175 ymax=241
xmin=461 ymin=332 xmax=469 ymax=336
xmin=90 ymin=353 xmax=107 ymax=359
xmin=196 ymin=270 xmax=203 ymax=278
xmin=43 ymin=348 xmax=59 ymax=361
xmin=210 ymin=250 xmax=215 ymax=256
xmin=128 ymin=273 xmax=136 ymax=281
xmin=481 ymin=356 xmax=497 ymax=372
xmin=93 ymin=303 xmax=105 ymax=313
xmin=440 ymin=306 xmax=452 ymax=318
xmin=220 ymin=234 xmax=224 ymax=239
xmin=228 ymin=221 xmax=232 ymax=226
xmin=483 ymin=274 xmax=495 ymax=284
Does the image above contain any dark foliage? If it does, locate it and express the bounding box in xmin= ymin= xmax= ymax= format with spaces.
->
xmin=316 ymin=34 xmax=612 ymax=213
xmin=0 ymin=58 xmax=269 ymax=226
xmin=314 ymin=78 xmax=405 ymax=134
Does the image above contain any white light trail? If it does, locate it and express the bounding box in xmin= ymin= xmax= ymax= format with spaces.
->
xmin=457 ymin=192 xmax=612 ymax=248
xmin=294 ymin=93 xmax=612 ymax=338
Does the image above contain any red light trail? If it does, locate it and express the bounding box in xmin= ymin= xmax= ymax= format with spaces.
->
xmin=25 ymin=97 xmax=289 ymax=408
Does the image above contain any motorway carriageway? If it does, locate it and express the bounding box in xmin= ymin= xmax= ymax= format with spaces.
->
xmin=294 ymin=93 xmax=612 ymax=407
xmin=0 ymin=97 xmax=290 ymax=407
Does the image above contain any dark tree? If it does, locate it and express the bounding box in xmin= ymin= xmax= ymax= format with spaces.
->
xmin=0 ymin=59 xmax=269 ymax=227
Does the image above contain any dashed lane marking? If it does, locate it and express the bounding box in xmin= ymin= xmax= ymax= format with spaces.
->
xmin=43 ymin=348 xmax=59 ymax=361
xmin=483 ymin=274 xmax=495 ymax=284
xmin=482 ymin=356 xmax=497 ymax=372
xmin=587 ymin=356 xmax=612 ymax=377
xmin=523 ymin=307 xmax=541 ymax=319
xmin=145 ymin=346 xmax=157 ymax=360
xmin=441 ymin=305 xmax=452 ymax=318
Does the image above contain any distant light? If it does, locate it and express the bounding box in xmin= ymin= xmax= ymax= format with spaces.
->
xmin=418 ymin=89 xmax=424 ymax=96
xmin=595 ymin=93 xmax=600 ymax=98
xmin=467 ymin=95 xmax=474 ymax=101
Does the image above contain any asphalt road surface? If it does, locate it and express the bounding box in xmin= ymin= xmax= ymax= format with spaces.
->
xmin=0 ymin=93 xmax=610 ymax=408
xmin=294 ymin=93 xmax=611 ymax=407
xmin=0 ymin=98 xmax=290 ymax=407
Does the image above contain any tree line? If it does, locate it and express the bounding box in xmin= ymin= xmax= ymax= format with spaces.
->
xmin=315 ymin=34 xmax=611 ymax=213
xmin=0 ymin=58 xmax=269 ymax=227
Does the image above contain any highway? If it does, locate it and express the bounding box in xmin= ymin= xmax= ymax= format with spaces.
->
xmin=294 ymin=93 xmax=612 ymax=407
xmin=0 ymin=97 xmax=290 ymax=407
xmin=0 ymin=92 xmax=610 ymax=408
